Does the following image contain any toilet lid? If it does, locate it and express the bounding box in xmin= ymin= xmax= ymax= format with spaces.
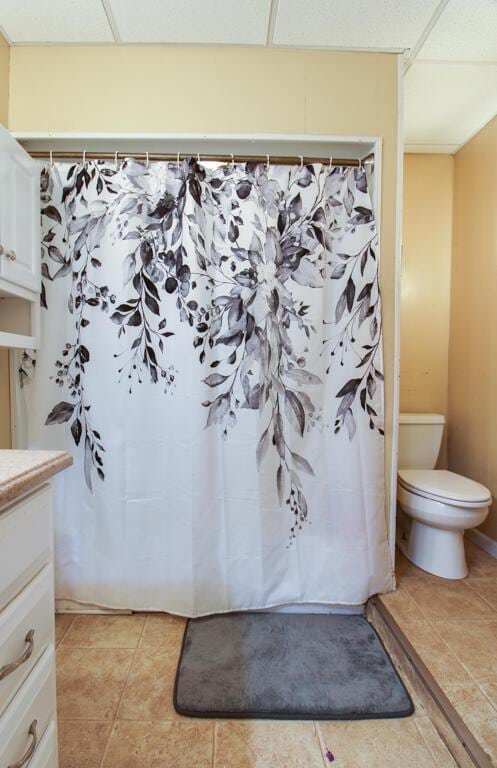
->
xmin=398 ymin=469 xmax=492 ymax=507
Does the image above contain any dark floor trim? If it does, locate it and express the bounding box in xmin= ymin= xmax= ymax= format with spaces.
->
xmin=369 ymin=597 xmax=493 ymax=768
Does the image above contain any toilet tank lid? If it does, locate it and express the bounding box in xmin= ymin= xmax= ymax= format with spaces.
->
xmin=399 ymin=413 xmax=445 ymax=425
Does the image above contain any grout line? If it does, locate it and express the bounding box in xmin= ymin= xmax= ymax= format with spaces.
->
xmin=97 ymin=615 xmax=147 ymax=767
xmin=100 ymin=0 xmax=121 ymax=43
xmin=55 ymin=614 xmax=76 ymax=648
xmin=266 ymin=0 xmax=279 ymax=46
xmin=212 ymin=720 xmax=218 ymax=768
xmin=404 ymin=0 xmax=451 ymax=72
xmin=413 ymin=717 xmax=455 ymax=767
xmin=313 ymin=722 xmax=329 ymax=768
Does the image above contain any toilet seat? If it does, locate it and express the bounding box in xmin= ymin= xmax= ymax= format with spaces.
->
xmin=398 ymin=469 xmax=491 ymax=509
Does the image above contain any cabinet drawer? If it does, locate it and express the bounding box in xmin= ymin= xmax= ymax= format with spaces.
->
xmin=0 ymin=566 xmax=54 ymax=717
xmin=0 ymin=648 xmax=56 ymax=768
xmin=0 ymin=486 xmax=52 ymax=611
xmin=28 ymin=720 xmax=58 ymax=768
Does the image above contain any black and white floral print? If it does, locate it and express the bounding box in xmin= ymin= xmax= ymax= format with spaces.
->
xmin=36 ymin=158 xmax=383 ymax=539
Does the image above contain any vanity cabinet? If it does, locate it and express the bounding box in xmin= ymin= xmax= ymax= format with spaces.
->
xmin=0 ymin=123 xmax=41 ymax=349
xmin=0 ymin=485 xmax=58 ymax=767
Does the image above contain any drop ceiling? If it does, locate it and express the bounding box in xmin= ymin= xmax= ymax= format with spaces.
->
xmin=0 ymin=0 xmax=496 ymax=153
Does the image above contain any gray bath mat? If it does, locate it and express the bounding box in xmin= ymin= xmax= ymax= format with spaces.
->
xmin=174 ymin=612 xmax=413 ymax=719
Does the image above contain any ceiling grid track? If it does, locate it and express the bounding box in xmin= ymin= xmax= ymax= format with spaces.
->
xmin=100 ymin=0 xmax=121 ymax=43
xmin=266 ymin=0 xmax=279 ymax=47
xmin=404 ymin=0 xmax=451 ymax=72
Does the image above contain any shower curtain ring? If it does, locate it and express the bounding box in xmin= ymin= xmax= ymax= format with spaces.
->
xmin=115 ymin=151 xmax=119 ymax=167
xmin=265 ymin=154 xmax=270 ymax=171
xmin=230 ymin=153 xmax=235 ymax=168
xmin=146 ymin=151 xmax=150 ymax=168
xmin=197 ymin=152 xmax=201 ymax=164
xmin=49 ymin=150 xmax=53 ymax=166
xmin=299 ymin=155 xmax=303 ymax=168
xmin=177 ymin=152 xmax=180 ymax=167
xmin=329 ymin=156 xmax=333 ymax=169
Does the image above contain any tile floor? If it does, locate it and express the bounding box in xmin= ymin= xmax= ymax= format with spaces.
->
xmin=380 ymin=540 xmax=497 ymax=765
xmin=55 ymin=609 xmax=456 ymax=767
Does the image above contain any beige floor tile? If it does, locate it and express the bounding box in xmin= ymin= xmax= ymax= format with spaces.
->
xmin=443 ymin=684 xmax=497 ymax=763
xmin=318 ymin=719 xmax=438 ymax=767
xmin=58 ymin=720 xmax=112 ymax=768
xmin=61 ymin=614 xmax=146 ymax=649
xmin=102 ymin=720 xmax=213 ymax=768
xmin=117 ymin=647 xmax=178 ymax=721
xmin=414 ymin=717 xmax=458 ymax=767
xmin=139 ymin=613 xmax=186 ymax=652
xmin=399 ymin=621 xmax=473 ymax=687
xmin=215 ymin=721 xmax=323 ymax=768
xmin=466 ymin=541 xmax=497 ymax=578
xmin=402 ymin=581 xmax=492 ymax=621
xmin=379 ymin=585 xmax=426 ymax=624
xmin=56 ymin=647 xmax=134 ymax=720
xmin=395 ymin=551 xmax=434 ymax=584
xmin=465 ymin=578 xmax=497 ymax=611
xmin=434 ymin=620 xmax=497 ymax=681
xmin=55 ymin=614 xmax=75 ymax=647
xmin=480 ymin=679 xmax=497 ymax=710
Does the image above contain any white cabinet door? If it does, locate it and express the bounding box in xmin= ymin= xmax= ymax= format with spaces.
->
xmin=0 ymin=125 xmax=40 ymax=293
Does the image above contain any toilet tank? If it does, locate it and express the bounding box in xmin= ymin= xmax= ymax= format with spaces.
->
xmin=398 ymin=413 xmax=445 ymax=469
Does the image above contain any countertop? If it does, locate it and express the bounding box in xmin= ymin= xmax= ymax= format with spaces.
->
xmin=0 ymin=449 xmax=73 ymax=508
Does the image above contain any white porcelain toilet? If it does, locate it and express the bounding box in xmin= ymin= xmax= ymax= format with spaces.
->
xmin=397 ymin=413 xmax=491 ymax=579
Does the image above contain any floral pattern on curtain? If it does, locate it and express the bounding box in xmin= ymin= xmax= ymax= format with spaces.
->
xmin=21 ymin=158 xmax=392 ymax=614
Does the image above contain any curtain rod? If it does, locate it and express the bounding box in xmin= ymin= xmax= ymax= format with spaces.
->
xmin=28 ymin=150 xmax=374 ymax=168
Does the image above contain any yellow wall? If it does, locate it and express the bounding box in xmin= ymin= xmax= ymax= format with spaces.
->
xmin=448 ymin=114 xmax=497 ymax=541
xmin=8 ymin=46 xmax=400 ymax=523
xmin=0 ymin=33 xmax=10 ymax=448
xmin=401 ymin=154 xmax=454 ymax=466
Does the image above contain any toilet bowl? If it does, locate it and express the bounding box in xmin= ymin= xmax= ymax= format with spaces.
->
xmin=397 ymin=469 xmax=490 ymax=579
xmin=396 ymin=413 xmax=492 ymax=580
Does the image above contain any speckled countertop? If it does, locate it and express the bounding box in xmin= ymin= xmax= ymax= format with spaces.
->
xmin=0 ymin=449 xmax=73 ymax=508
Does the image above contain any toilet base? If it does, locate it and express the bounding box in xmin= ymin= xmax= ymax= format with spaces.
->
xmin=406 ymin=521 xmax=468 ymax=580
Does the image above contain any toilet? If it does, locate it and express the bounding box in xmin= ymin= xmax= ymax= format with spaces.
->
xmin=397 ymin=413 xmax=491 ymax=579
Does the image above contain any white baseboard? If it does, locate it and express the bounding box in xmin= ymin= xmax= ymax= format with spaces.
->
xmin=466 ymin=529 xmax=497 ymax=559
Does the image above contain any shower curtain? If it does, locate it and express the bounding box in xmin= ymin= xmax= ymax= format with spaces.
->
xmin=20 ymin=157 xmax=393 ymax=615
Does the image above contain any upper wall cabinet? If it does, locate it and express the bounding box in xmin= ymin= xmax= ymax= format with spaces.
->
xmin=0 ymin=125 xmax=41 ymax=349
xmin=0 ymin=125 xmax=40 ymax=294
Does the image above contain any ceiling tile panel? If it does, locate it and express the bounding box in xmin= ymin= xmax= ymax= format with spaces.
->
xmin=274 ymin=0 xmax=441 ymax=50
xmin=109 ymin=0 xmax=271 ymax=44
xmin=419 ymin=0 xmax=497 ymax=62
xmin=405 ymin=61 xmax=497 ymax=148
xmin=0 ymin=0 xmax=114 ymax=43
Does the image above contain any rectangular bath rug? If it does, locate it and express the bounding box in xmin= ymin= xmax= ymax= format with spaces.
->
xmin=174 ymin=612 xmax=413 ymax=719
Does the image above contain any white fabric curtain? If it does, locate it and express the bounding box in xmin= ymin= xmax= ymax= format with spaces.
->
xmin=20 ymin=158 xmax=393 ymax=616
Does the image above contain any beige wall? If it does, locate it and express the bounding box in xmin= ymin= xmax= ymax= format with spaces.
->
xmin=0 ymin=33 xmax=10 ymax=448
xmin=8 ymin=46 xmax=400 ymax=524
xmin=401 ymin=154 xmax=454 ymax=466
xmin=448 ymin=114 xmax=497 ymax=541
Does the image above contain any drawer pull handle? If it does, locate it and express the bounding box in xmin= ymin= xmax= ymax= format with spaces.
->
xmin=0 ymin=629 xmax=35 ymax=681
xmin=8 ymin=719 xmax=38 ymax=768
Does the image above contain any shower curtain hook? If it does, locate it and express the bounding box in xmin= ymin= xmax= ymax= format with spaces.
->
xmin=82 ymin=150 xmax=86 ymax=165
xmin=177 ymin=152 xmax=180 ymax=167
xmin=358 ymin=157 xmax=363 ymax=169
xmin=329 ymin=156 xmax=333 ymax=169
xmin=49 ymin=150 xmax=53 ymax=166
xmin=265 ymin=154 xmax=270 ymax=171
xmin=299 ymin=155 xmax=303 ymax=168
xmin=115 ymin=151 xmax=119 ymax=167
xmin=197 ymin=152 xmax=201 ymax=164
xmin=146 ymin=151 xmax=150 ymax=168
xmin=230 ymin=153 xmax=235 ymax=168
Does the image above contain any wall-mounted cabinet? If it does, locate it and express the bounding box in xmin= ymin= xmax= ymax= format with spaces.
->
xmin=0 ymin=124 xmax=40 ymax=349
